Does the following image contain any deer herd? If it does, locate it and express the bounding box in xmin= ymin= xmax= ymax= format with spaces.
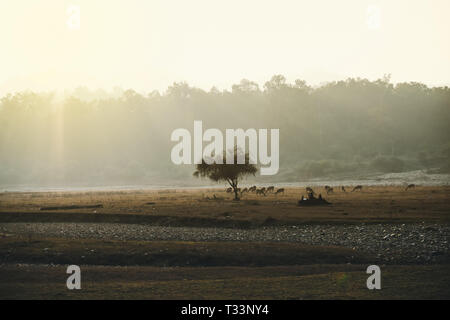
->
xmin=226 ymin=186 xmax=284 ymax=197
xmin=224 ymin=183 xmax=416 ymax=198
xmin=226 ymin=184 xmax=365 ymax=197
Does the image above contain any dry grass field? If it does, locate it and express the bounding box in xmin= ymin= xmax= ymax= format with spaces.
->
xmin=1 ymin=263 xmax=449 ymax=300
xmin=0 ymin=185 xmax=449 ymax=226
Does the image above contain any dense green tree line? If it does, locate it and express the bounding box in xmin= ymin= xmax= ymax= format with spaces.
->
xmin=0 ymin=75 xmax=449 ymax=186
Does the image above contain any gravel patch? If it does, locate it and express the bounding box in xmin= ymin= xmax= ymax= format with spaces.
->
xmin=1 ymin=222 xmax=449 ymax=264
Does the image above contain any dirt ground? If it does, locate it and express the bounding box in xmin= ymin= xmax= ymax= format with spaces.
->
xmin=1 ymin=185 xmax=449 ymax=299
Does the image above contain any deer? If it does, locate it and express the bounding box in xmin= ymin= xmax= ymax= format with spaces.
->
xmin=275 ymin=188 xmax=285 ymax=195
xmin=267 ymin=186 xmax=275 ymax=193
xmin=341 ymin=186 xmax=346 ymax=192
xmin=256 ymin=189 xmax=266 ymax=196
xmin=326 ymin=187 xmax=334 ymax=194
xmin=306 ymin=187 xmax=315 ymax=196
xmin=226 ymin=187 xmax=232 ymax=193
xmin=405 ymin=184 xmax=415 ymax=191
xmin=352 ymin=185 xmax=363 ymax=192
xmin=249 ymin=186 xmax=257 ymax=192
xmin=242 ymin=187 xmax=248 ymax=193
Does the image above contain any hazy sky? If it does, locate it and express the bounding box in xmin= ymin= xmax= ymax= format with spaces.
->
xmin=1 ymin=0 xmax=449 ymax=95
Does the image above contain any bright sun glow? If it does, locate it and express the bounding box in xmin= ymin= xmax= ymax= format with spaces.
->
xmin=0 ymin=0 xmax=449 ymax=95
xmin=366 ymin=5 xmax=382 ymax=30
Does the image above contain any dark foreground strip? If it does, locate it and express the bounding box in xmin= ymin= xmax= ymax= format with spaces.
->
xmin=0 ymin=211 xmax=254 ymax=228
xmin=40 ymin=204 xmax=104 ymax=211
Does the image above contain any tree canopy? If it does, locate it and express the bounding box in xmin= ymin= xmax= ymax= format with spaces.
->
xmin=194 ymin=150 xmax=258 ymax=200
xmin=0 ymin=75 xmax=449 ymax=186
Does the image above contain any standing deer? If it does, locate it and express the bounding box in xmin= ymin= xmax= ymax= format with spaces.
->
xmin=341 ymin=186 xmax=346 ymax=192
xmin=275 ymin=188 xmax=285 ymax=195
xmin=405 ymin=184 xmax=415 ymax=191
xmin=267 ymin=186 xmax=275 ymax=193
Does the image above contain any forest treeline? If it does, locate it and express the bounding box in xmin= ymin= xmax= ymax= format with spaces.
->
xmin=0 ymin=75 xmax=449 ymax=186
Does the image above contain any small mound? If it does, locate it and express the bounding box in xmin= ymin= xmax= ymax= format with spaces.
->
xmin=298 ymin=195 xmax=331 ymax=206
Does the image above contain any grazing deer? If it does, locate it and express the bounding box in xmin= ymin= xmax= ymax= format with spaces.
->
xmin=405 ymin=184 xmax=415 ymax=191
xmin=256 ymin=189 xmax=266 ymax=196
xmin=226 ymin=187 xmax=232 ymax=193
xmin=341 ymin=186 xmax=346 ymax=192
xmin=275 ymin=188 xmax=285 ymax=195
xmin=249 ymin=186 xmax=257 ymax=192
xmin=267 ymin=186 xmax=275 ymax=193
xmin=352 ymin=185 xmax=363 ymax=192
xmin=242 ymin=187 xmax=248 ymax=193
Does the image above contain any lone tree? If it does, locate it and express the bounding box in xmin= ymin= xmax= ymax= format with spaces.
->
xmin=193 ymin=149 xmax=257 ymax=200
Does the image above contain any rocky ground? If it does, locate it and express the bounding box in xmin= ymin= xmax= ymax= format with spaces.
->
xmin=1 ymin=222 xmax=449 ymax=264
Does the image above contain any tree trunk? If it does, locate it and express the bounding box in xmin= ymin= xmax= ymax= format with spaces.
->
xmin=228 ymin=178 xmax=239 ymax=201
xmin=233 ymin=187 xmax=239 ymax=200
